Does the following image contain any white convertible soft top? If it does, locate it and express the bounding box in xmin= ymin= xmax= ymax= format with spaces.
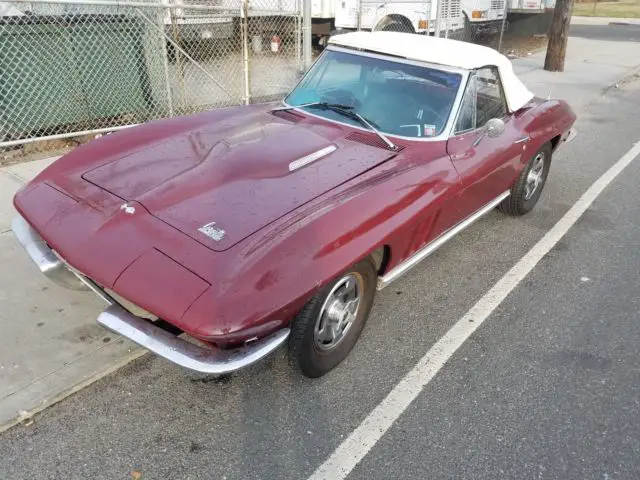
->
xmin=328 ymin=31 xmax=534 ymax=112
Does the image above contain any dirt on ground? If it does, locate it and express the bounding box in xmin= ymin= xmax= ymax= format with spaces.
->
xmin=0 ymin=135 xmax=100 ymax=168
xmin=499 ymin=34 xmax=549 ymax=58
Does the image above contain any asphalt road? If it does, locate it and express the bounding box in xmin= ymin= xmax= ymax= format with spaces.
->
xmin=570 ymin=23 xmax=640 ymax=43
xmin=1 ymin=54 xmax=640 ymax=480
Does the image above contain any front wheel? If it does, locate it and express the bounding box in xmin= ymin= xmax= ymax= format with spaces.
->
xmin=288 ymin=258 xmax=377 ymax=377
xmin=499 ymin=143 xmax=552 ymax=216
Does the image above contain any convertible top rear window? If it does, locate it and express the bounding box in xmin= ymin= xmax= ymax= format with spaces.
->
xmin=285 ymin=50 xmax=462 ymax=138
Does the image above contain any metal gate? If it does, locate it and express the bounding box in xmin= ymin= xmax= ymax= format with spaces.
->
xmin=0 ymin=0 xmax=302 ymax=150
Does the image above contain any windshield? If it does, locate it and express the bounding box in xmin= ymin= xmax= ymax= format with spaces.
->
xmin=285 ymin=49 xmax=462 ymax=138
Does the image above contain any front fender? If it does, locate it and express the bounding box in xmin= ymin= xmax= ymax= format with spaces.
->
xmin=181 ymin=147 xmax=460 ymax=344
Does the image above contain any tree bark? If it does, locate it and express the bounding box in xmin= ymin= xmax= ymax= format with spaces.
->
xmin=544 ymin=0 xmax=574 ymax=72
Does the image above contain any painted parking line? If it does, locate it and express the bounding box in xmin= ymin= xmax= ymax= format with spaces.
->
xmin=308 ymin=140 xmax=640 ymax=480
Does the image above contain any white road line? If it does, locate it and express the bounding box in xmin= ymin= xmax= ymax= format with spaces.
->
xmin=308 ymin=141 xmax=640 ymax=480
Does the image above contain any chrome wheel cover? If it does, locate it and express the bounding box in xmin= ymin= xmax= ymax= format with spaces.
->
xmin=524 ymin=152 xmax=545 ymax=200
xmin=313 ymin=273 xmax=363 ymax=350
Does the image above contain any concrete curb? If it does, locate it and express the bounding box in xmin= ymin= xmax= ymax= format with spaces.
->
xmin=572 ymin=16 xmax=640 ymax=26
xmin=0 ymin=349 xmax=148 ymax=434
xmin=603 ymin=63 xmax=640 ymax=94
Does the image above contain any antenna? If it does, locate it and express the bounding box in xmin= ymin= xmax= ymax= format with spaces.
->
xmin=547 ymin=85 xmax=553 ymax=100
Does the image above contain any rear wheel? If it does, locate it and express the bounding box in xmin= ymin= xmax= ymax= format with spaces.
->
xmin=288 ymin=258 xmax=377 ymax=377
xmin=499 ymin=143 xmax=552 ymax=216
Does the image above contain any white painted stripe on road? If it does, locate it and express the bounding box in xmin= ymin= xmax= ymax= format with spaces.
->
xmin=308 ymin=141 xmax=640 ymax=480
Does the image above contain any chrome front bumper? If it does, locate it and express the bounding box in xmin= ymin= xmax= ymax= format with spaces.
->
xmin=12 ymin=214 xmax=290 ymax=375
xmin=98 ymin=305 xmax=290 ymax=375
xmin=11 ymin=215 xmax=89 ymax=291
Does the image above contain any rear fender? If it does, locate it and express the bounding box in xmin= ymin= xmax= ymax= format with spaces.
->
xmin=520 ymin=99 xmax=576 ymax=161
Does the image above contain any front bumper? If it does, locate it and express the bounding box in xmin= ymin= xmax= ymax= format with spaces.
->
xmin=11 ymin=215 xmax=89 ymax=291
xmin=11 ymin=214 xmax=290 ymax=375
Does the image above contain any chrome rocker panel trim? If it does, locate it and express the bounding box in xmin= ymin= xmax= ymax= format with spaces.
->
xmin=377 ymin=190 xmax=511 ymax=290
xmin=98 ymin=304 xmax=291 ymax=375
xmin=11 ymin=215 xmax=88 ymax=290
xmin=12 ymin=214 xmax=290 ymax=375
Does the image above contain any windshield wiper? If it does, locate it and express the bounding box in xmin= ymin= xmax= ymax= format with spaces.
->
xmin=273 ymin=102 xmax=398 ymax=151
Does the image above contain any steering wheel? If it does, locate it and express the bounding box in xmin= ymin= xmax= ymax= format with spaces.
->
xmin=419 ymin=103 xmax=446 ymax=125
xmin=320 ymin=88 xmax=361 ymax=108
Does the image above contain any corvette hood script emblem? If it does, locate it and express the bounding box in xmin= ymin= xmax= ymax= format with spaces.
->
xmin=198 ymin=222 xmax=226 ymax=241
xmin=120 ymin=203 xmax=136 ymax=215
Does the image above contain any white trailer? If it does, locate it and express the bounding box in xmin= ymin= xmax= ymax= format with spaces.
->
xmin=507 ymin=0 xmax=545 ymax=13
xmin=460 ymin=0 xmax=506 ymax=38
xmin=332 ymin=0 xmax=505 ymax=39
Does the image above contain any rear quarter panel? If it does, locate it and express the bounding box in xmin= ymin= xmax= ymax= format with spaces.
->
xmin=517 ymin=98 xmax=577 ymax=159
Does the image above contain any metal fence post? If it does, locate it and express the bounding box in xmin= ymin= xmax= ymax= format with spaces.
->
xmin=303 ymin=0 xmax=312 ymax=70
xmin=296 ymin=4 xmax=303 ymax=72
xmin=444 ymin=0 xmax=450 ymax=38
xmin=159 ymin=7 xmax=174 ymax=116
xmin=241 ymin=0 xmax=250 ymax=105
xmin=497 ymin=0 xmax=508 ymax=51
xmin=434 ymin=0 xmax=442 ymax=37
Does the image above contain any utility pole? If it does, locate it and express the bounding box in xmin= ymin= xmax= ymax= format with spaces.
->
xmin=544 ymin=0 xmax=574 ymax=72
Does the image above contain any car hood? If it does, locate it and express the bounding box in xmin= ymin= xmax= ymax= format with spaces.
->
xmin=81 ymin=107 xmax=396 ymax=251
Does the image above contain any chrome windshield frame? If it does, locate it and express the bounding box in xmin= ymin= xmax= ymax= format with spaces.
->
xmin=281 ymin=45 xmax=470 ymax=143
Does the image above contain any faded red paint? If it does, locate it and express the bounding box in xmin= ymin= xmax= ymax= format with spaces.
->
xmin=14 ymin=99 xmax=576 ymax=346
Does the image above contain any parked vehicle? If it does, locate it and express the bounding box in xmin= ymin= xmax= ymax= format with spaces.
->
xmin=333 ymin=0 xmax=504 ymax=39
xmin=159 ymin=0 xmax=300 ymax=57
xmin=333 ymin=0 xmax=439 ymax=35
xmin=12 ymin=31 xmax=576 ymax=378
xmin=507 ymin=0 xmax=545 ymax=14
xmin=460 ymin=0 xmax=506 ymax=38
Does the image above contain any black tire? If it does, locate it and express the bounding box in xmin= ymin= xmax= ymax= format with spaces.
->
xmin=460 ymin=16 xmax=473 ymax=42
xmin=380 ymin=20 xmax=413 ymax=33
xmin=288 ymin=258 xmax=377 ymax=378
xmin=499 ymin=143 xmax=552 ymax=216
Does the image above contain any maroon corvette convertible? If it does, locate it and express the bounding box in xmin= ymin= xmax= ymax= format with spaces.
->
xmin=12 ymin=32 xmax=576 ymax=377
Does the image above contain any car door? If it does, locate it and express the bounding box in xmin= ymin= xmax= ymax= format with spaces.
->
xmin=446 ymin=67 xmax=527 ymax=220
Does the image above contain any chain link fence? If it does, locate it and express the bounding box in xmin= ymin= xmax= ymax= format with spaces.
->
xmin=0 ymin=0 xmax=302 ymax=153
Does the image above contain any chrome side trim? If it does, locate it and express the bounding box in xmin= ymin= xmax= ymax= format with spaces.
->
xmin=98 ymin=304 xmax=290 ymax=375
xmin=513 ymin=135 xmax=530 ymax=144
xmin=377 ymin=191 xmax=510 ymax=290
xmin=11 ymin=215 xmax=88 ymax=291
xmin=289 ymin=145 xmax=337 ymax=172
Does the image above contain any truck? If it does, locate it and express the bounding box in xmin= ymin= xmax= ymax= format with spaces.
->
xmin=332 ymin=0 xmax=505 ymax=41
xmin=507 ymin=0 xmax=545 ymax=13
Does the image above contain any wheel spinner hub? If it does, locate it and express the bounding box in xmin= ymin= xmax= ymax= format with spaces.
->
xmin=314 ymin=273 xmax=363 ymax=350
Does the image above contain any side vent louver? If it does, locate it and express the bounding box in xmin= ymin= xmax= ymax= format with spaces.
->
xmin=345 ymin=131 xmax=399 ymax=151
xmin=272 ymin=110 xmax=303 ymax=123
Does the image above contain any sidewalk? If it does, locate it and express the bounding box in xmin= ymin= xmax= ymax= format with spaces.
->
xmin=0 ymin=159 xmax=144 ymax=433
xmin=572 ymin=16 xmax=640 ymax=26
xmin=513 ymin=35 xmax=640 ymax=112
xmin=1 ymin=34 xmax=639 ymax=432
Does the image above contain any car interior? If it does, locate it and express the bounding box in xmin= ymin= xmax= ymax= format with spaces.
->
xmin=286 ymin=50 xmax=463 ymax=138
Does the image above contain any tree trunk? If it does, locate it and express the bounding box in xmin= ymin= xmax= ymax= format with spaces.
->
xmin=544 ymin=0 xmax=574 ymax=72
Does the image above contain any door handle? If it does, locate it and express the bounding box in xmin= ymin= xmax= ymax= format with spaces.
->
xmin=513 ymin=135 xmax=530 ymax=144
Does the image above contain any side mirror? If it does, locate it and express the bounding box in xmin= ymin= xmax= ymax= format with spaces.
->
xmin=485 ymin=118 xmax=505 ymax=138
